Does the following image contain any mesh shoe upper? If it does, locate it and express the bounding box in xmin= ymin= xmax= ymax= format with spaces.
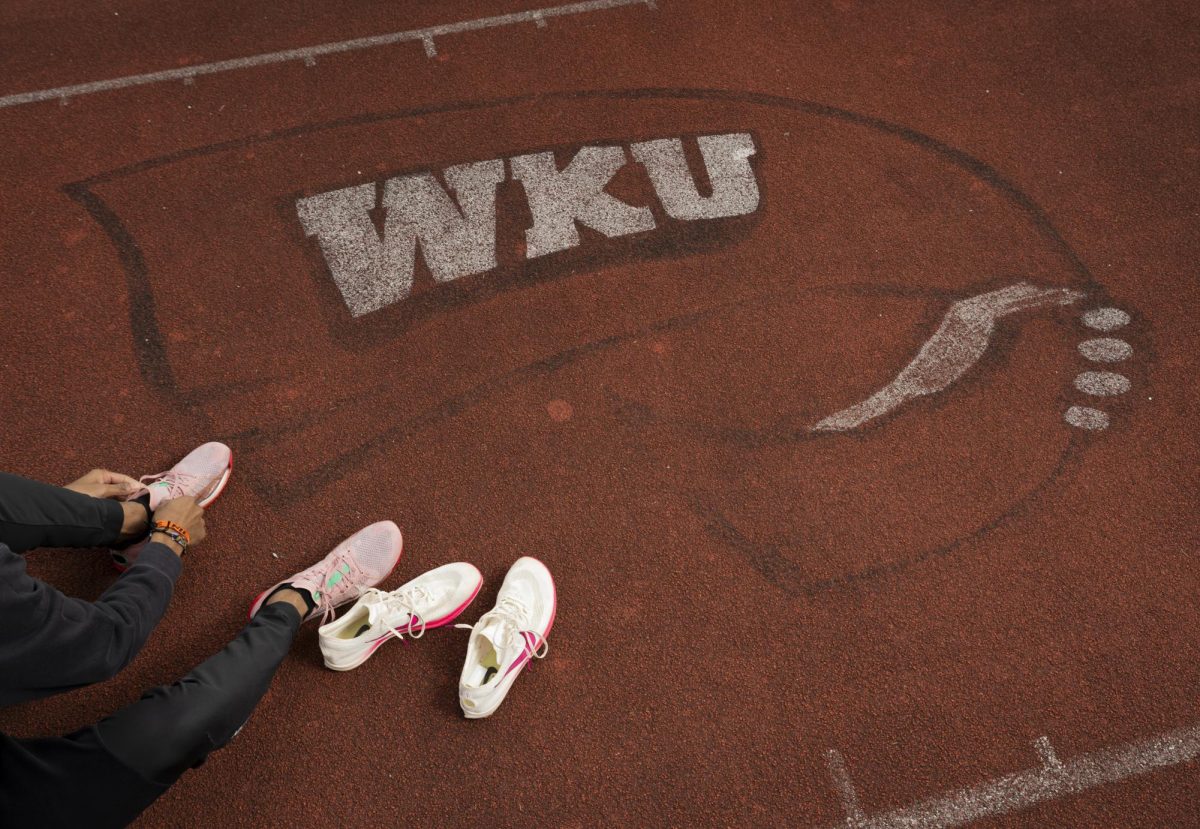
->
xmin=111 ymin=441 xmax=233 ymax=571
xmin=251 ymin=521 xmax=403 ymax=624
xmin=134 ymin=441 xmax=233 ymax=510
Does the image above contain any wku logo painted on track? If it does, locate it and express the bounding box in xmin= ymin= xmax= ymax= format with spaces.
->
xmin=296 ymin=134 xmax=760 ymax=317
xmin=69 ymin=90 xmax=1137 ymax=598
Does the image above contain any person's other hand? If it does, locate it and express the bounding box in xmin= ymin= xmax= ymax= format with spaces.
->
xmin=152 ymin=496 xmax=207 ymax=548
xmin=66 ymin=468 xmax=142 ymax=500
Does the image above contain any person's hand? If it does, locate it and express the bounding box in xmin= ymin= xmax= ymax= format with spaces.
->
xmin=65 ymin=468 xmax=142 ymax=500
xmin=151 ymin=496 xmax=206 ymax=553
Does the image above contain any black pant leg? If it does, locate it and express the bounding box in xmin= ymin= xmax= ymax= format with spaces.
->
xmin=0 ymin=603 xmax=302 ymax=829
xmin=0 ymin=472 xmax=124 ymax=553
xmin=0 ymin=727 xmax=166 ymax=829
xmin=96 ymin=601 xmax=302 ymax=784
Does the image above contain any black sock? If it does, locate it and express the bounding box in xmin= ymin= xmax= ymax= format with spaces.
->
xmin=266 ymin=583 xmax=317 ymax=614
xmin=111 ymin=494 xmax=154 ymax=551
xmin=134 ymin=493 xmax=152 ymax=526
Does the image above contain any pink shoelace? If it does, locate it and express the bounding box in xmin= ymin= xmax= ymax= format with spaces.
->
xmin=135 ymin=470 xmax=204 ymax=502
xmin=308 ymin=551 xmax=367 ymax=626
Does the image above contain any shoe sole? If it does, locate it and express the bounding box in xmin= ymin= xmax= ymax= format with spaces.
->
xmin=197 ymin=454 xmax=234 ymax=508
xmin=323 ymin=575 xmax=486 ymax=672
xmin=461 ymin=559 xmax=557 ymax=719
xmin=110 ymin=453 xmax=234 ymax=572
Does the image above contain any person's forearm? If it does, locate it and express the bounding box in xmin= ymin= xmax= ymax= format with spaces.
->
xmin=0 ymin=541 xmax=182 ymax=705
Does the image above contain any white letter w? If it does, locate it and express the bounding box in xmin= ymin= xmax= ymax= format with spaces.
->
xmin=296 ymin=159 xmax=505 ymax=317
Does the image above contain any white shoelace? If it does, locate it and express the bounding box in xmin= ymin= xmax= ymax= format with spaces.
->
xmin=455 ymin=594 xmax=550 ymax=660
xmin=362 ymin=585 xmax=435 ymax=642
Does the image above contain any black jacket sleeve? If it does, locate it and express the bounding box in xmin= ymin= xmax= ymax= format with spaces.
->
xmin=0 ymin=541 xmax=182 ymax=707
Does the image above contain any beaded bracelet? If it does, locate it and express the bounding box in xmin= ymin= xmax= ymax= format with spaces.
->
xmin=152 ymin=520 xmax=191 ymax=544
xmin=151 ymin=520 xmax=190 ymax=554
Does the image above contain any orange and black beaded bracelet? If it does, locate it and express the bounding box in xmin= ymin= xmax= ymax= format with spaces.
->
xmin=151 ymin=520 xmax=190 ymax=553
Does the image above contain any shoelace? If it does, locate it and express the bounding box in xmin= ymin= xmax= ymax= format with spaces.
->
xmin=455 ymin=594 xmax=550 ymax=661
xmin=362 ymin=585 xmax=435 ymax=642
xmin=137 ymin=470 xmax=202 ymax=501
xmin=311 ymin=552 xmax=364 ymax=626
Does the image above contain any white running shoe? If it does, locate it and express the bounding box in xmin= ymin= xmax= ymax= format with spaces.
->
xmin=457 ymin=557 xmax=556 ymax=719
xmin=318 ymin=563 xmax=484 ymax=671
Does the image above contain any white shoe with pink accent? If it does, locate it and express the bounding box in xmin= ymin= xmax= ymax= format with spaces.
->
xmin=318 ymin=562 xmax=484 ymax=671
xmin=457 ymin=557 xmax=556 ymax=719
xmin=249 ymin=521 xmax=403 ymax=624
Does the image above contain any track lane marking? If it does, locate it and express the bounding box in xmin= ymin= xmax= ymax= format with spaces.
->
xmin=1033 ymin=736 xmax=1064 ymax=771
xmin=825 ymin=749 xmax=866 ymax=825
xmin=0 ymin=0 xmax=655 ymax=110
xmin=824 ymin=725 xmax=1200 ymax=828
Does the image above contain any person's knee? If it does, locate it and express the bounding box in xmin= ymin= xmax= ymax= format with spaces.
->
xmin=99 ymin=681 xmax=223 ymax=783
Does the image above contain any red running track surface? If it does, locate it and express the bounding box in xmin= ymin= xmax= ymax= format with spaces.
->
xmin=0 ymin=1 xmax=1197 ymax=826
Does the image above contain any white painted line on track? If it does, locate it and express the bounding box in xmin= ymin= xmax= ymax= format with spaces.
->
xmin=1034 ymin=735 xmax=1063 ymax=771
xmin=822 ymin=725 xmax=1200 ymax=828
xmin=1078 ymin=337 xmax=1133 ymax=363
xmin=1074 ymin=370 xmax=1130 ymax=397
xmin=0 ymin=0 xmax=655 ymax=111
xmin=1081 ymin=307 xmax=1131 ymax=332
xmin=826 ymin=749 xmax=866 ymax=824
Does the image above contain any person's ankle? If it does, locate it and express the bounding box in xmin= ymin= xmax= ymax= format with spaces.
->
xmin=117 ymin=499 xmax=150 ymax=542
xmin=264 ymin=586 xmax=314 ymax=619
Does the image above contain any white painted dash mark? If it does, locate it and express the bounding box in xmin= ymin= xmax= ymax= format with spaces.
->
xmin=1081 ymin=307 xmax=1130 ymax=332
xmin=1078 ymin=337 xmax=1133 ymax=363
xmin=1064 ymin=405 xmax=1110 ymax=431
xmin=825 ymin=749 xmax=866 ymax=826
xmin=0 ymin=0 xmax=654 ymax=110
xmin=813 ymin=282 xmax=1083 ymax=431
xmin=819 ymin=723 xmax=1200 ymax=828
xmin=1074 ymin=370 xmax=1130 ymax=397
xmin=1034 ymin=736 xmax=1063 ymax=771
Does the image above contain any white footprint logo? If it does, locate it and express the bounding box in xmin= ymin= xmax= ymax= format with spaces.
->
xmin=813 ymin=282 xmax=1084 ymax=431
xmin=1065 ymin=307 xmax=1135 ymax=431
xmin=808 ymin=284 xmax=1138 ymax=435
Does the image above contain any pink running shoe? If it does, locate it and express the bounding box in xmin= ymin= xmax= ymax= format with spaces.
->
xmin=248 ymin=521 xmax=403 ymax=625
xmin=129 ymin=441 xmax=233 ymax=511
xmin=111 ymin=441 xmax=233 ymax=571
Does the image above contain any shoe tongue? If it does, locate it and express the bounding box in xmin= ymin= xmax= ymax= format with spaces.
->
xmin=365 ymin=602 xmax=387 ymax=626
xmin=145 ymin=480 xmax=173 ymax=510
xmin=367 ymin=601 xmax=409 ymax=628
xmin=478 ymin=619 xmax=518 ymax=661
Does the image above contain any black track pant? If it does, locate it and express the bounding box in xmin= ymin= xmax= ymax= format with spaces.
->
xmin=0 ymin=472 xmax=302 ymax=827
xmin=0 ymin=604 xmax=300 ymax=827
